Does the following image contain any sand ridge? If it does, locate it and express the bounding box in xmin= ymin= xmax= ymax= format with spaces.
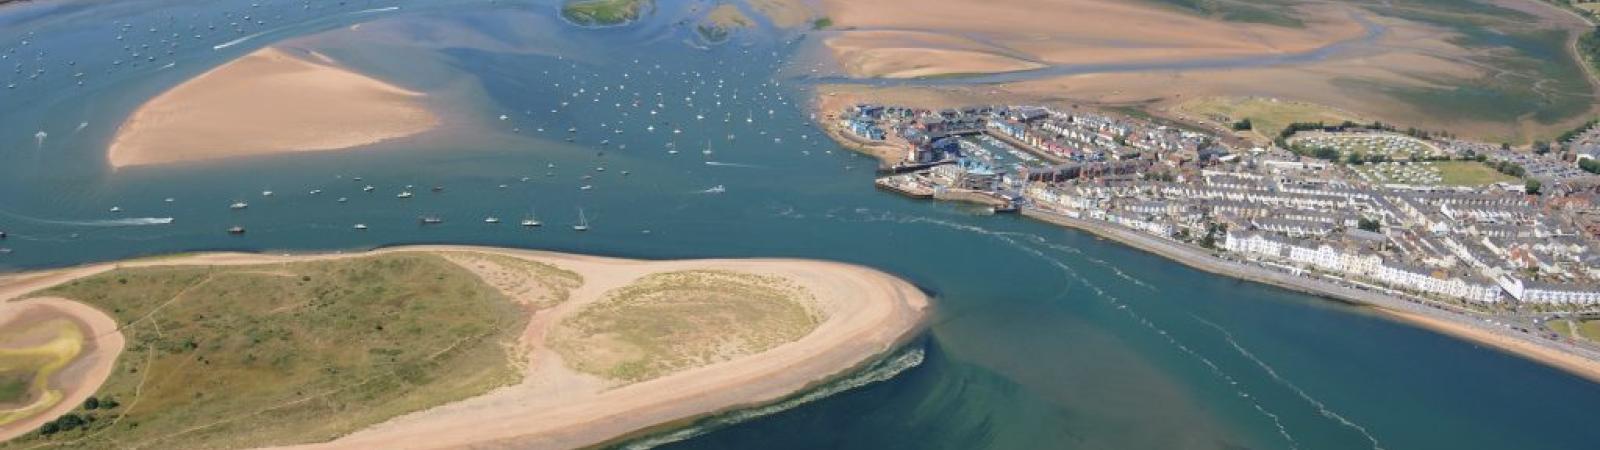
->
xmin=108 ymin=46 xmax=439 ymax=169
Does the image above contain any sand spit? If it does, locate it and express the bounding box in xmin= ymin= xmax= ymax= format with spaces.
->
xmin=107 ymin=47 xmax=438 ymax=169
xmin=0 ymin=299 xmax=125 ymax=442
xmin=0 ymin=247 xmax=929 ymax=448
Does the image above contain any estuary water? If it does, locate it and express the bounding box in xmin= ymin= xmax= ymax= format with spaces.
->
xmin=1 ymin=1 xmax=1598 ymax=449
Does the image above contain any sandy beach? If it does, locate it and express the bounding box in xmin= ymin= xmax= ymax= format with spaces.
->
xmin=107 ymin=46 xmax=438 ymax=169
xmin=0 ymin=246 xmax=930 ymax=448
xmin=0 ymin=299 xmax=125 ymax=442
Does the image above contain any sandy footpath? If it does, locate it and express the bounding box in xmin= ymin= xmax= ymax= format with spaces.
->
xmin=108 ymin=46 xmax=438 ymax=169
xmin=0 ymin=299 xmax=126 ymax=442
xmin=0 ymin=246 xmax=930 ymax=448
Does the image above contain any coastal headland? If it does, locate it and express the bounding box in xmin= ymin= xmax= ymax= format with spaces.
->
xmin=107 ymin=46 xmax=438 ymax=169
xmin=0 ymin=247 xmax=929 ymax=449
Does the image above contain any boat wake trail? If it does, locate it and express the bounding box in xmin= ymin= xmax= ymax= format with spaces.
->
xmin=1196 ymin=317 xmax=1386 ymax=450
xmin=0 ymin=209 xmax=173 ymax=227
xmin=213 ymin=31 xmax=266 ymax=50
xmin=849 ymin=209 xmax=1300 ymax=448
xmin=620 ymin=346 xmax=927 ymax=450
xmin=703 ymin=161 xmax=765 ymax=169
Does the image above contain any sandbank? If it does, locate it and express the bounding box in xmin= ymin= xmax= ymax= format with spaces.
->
xmin=0 ymin=246 xmax=929 ymax=448
xmin=108 ymin=47 xmax=438 ymax=169
xmin=816 ymin=0 xmax=1364 ymax=75
xmin=825 ymin=31 xmax=1045 ymax=79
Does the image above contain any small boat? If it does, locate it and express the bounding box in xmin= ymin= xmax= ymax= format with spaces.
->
xmin=164 ymin=198 xmax=175 ymax=203
xmin=309 ymin=189 xmax=322 ymax=195
xmin=227 ymin=226 xmax=246 ymax=235
xmin=230 ymin=201 xmax=248 ymax=210
xmin=261 ymin=190 xmax=274 ymax=197
xmin=420 ymin=216 xmax=443 ymax=224
xmin=337 ymin=197 xmax=348 ymax=203
xmin=484 ymin=216 xmax=501 ymax=224
xmin=432 ymin=186 xmax=444 ymax=192
xmin=595 ymin=167 xmax=605 ymax=172
xmin=579 ymin=185 xmax=593 ymax=191
xmin=397 ymin=191 xmax=414 ymax=199
xmin=573 ymin=208 xmax=590 ymax=232
xmin=363 ymin=185 xmax=375 ymax=192
xmin=704 ymin=185 xmax=726 ymax=194
xmin=109 ymin=206 xmax=122 ymax=213
xmin=353 ymin=224 xmax=368 ymax=230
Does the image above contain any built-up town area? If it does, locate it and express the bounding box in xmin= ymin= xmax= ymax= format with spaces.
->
xmin=833 ymin=100 xmax=1600 ymax=344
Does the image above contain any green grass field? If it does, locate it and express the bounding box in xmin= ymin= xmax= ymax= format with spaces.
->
xmin=4 ymin=253 xmax=537 ymax=449
xmin=1546 ymin=318 xmax=1600 ymax=342
xmin=1175 ymin=96 xmax=1365 ymax=144
xmin=1435 ymin=161 xmax=1519 ymax=186
xmin=561 ymin=0 xmax=651 ymax=26
xmin=550 ymin=270 xmax=821 ymax=383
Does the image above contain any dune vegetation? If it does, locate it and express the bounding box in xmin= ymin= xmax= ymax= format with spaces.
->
xmin=698 ymin=4 xmax=754 ymax=43
xmin=561 ymin=0 xmax=652 ymax=26
xmin=550 ymin=270 xmax=822 ymax=383
xmin=2 ymin=253 xmax=543 ymax=449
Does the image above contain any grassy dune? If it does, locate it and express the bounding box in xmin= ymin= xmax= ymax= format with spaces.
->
xmin=550 ymin=270 xmax=821 ymax=383
xmin=562 ymin=0 xmax=651 ymax=26
xmin=3 ymin=253 xmax=536 ymax=449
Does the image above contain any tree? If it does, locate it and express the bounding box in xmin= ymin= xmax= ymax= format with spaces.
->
xmin=1312 ymin=147 xmax=1340 ymax=161
xmin=1525 ymin=179 xmax=1543 ymax=195
xmin=83 ymin=397 xmax=99 ymax=410
xmin=1345 ymin=151 xmax=1365 ymax=165
xmin=1358 ymin=218 xmax=1381 ymax=232
xmin=1533 ymin=141 xmax=1552 ymax=155
xmin=1581 ymin=158 xmax=1600 ymax=174
xmin=1231 ymin=118 xmax=1253 ymax=131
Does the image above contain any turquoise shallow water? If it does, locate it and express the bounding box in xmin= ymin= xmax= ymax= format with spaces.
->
xmin=2 ymin=1 xmax=1600 ymax=449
